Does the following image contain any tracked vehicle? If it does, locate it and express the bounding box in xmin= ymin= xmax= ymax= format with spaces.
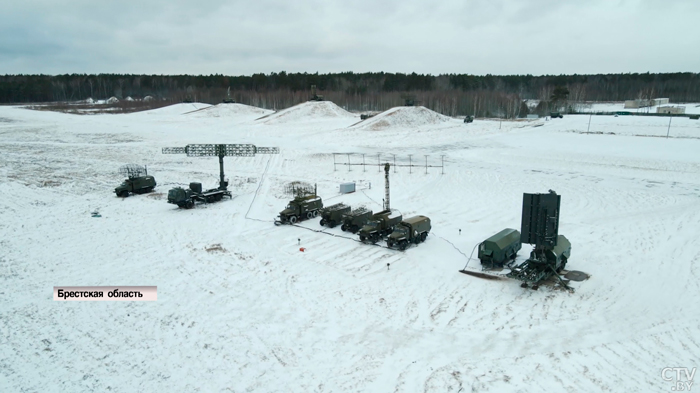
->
xmin=386 ymin=215 xmax=431 ymax=250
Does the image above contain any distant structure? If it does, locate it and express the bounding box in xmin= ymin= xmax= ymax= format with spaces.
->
xmin=223 ymin=87 xmax=236 ymax=103
xmin=624 ymin=99 xmax=650 ymax=109
xmin=401 ymin=93 xmax=417 ymax=106
xmin=309 ymin=85 xmax=324 ymax=101
xmin=526 ymin=114 xmax=539 ymax=119
xmin=657 ymin=106 xmax=685 ymax=114
xmin=624 ymin=98 xmax=669 ymax=109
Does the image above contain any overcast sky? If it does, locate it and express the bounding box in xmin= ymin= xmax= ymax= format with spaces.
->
xmin=1 ymin=0 xmax=698 ymax=76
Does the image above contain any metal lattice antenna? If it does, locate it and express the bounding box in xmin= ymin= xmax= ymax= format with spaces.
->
xmin=162 ymin=144 xmax=279 ymax=190
xmin=284 ymin=181 xmax=315 ymax=198
xmin=384 ymin=162 xmax=390 ymax=211
xmin=119 ymin=164 xmax=147 ymax=179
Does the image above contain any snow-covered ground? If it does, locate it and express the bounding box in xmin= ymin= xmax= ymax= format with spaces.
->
xmin=1 ymin=102 xmax=699 ymax=392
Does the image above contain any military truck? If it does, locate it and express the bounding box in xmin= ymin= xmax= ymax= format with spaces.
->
xmin=386 ymin=216 xmax=431 ymax=250
xmin=167 ymin=182 xmax=231 ymax=209
xmin=340 ymin=207 xmax=373 ymax=233
xmin=319 ymin=203 xmax=350 ymax=228
xmin=275 ymin=194 xmax=323 ymax=225
xmin=464 ymin=115 xmax=474 ymax=123
xmin=358 ymin=209 xmax=402 ymax=244
xmin=115 ymin=175 xmax=156 ymax=197
xmin=478 ymin=228 xmax=522 ymax=268
xmin=550 ymin=112 xmax=563 ymax=119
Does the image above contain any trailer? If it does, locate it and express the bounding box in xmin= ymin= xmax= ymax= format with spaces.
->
xmin=167 ymin=182 xmax=232 ymax=209
xmin=478 ymin=228 xmax=521 ymax=268
xmin=319 ymin=203 xmax=351 ymax=228
xmin=340 ymin=207 xmax=373 ymax=233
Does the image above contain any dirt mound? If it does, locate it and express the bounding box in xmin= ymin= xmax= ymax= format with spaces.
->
xmin=352 ymin=106 xmax=453 ymax=130
xmin=258 ymin=101 xmax=356 ymax=124
xmin=187 ymin=103 xmax=273 ymax=118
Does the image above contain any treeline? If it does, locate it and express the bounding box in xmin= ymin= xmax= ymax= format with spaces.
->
xmin=1 ymin=72 xmax=698 ymax=118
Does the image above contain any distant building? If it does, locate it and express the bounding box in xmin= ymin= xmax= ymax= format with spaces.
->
xmin=657 ymin=106 xmax=685 ymax=114
xmin=526 ymin=114 xmax=539 ymax=119
xmin=652 ymin=98 xmax=669 ymax=106
xmin=624 ymin=99 xmax=651 ymax=109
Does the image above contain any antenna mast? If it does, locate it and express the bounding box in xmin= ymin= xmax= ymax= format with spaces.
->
xmin=384 ymin=162 xmax=390 ymax=211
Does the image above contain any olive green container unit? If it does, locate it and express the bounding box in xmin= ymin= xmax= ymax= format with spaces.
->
xmin=478 ymin=228 xmax=522 ymax=268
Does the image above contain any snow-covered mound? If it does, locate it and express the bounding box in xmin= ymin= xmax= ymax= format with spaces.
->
xmin=187 ymin=103 xmax=273 ymax=118
xmin=138 ymin=103 xmax=211 ymax=115
xmin=352 ymin=106 xmax=453 ymax=130
xmin=257 ymin=101 xmax=356 ymax=124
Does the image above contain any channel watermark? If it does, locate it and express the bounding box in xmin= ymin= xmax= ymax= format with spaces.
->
xmin=662 ymin=367 xmax=696 ymax=391
xmin=53 ymin=286 xmax=157 ymax=301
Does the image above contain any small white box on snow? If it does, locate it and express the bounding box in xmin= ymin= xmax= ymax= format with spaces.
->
xmin=339 ymin=182 xmax=355 ymax=194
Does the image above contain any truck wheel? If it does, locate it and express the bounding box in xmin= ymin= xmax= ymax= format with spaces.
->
xmin=351 ymin=225 xmax=359 ymax=233
xmin=118 ymin=190 xmax=129 ymax=198
xmin=289 ymin=216 xmax=297 ymax=224
xmin=320 ymin=219 xmax=326 ymax=226
xmin=359 ymin=235 xmax=366 ymax=241
xmin=307 ymin=211 xmax=314 ymax=219
xmin=329 ymin=220 xmax=336 ymax=228
xmin=312 ymin=210 xmax=318 ymax=218
xmin=420 ymin=232 xmax=427 ymax=242
xmin=399 ymin=241 xmax=407 ymax=251
xmin=341 ymin=224 xmax=347 ymax=231
xmin=186 ymin=200 xmax=194 ymax=209
xmin=370 ymin=234 xmax=379 ymax=244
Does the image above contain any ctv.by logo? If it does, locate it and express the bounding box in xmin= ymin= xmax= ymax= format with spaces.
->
xmin=662 ymin=367 xmax=696 ymax=391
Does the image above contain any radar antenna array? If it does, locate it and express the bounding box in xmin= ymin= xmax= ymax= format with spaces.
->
xmin=162 ymin=143 xmax=279 ymax=190
xmin=118 ymin=164 xmax=148 ymax=179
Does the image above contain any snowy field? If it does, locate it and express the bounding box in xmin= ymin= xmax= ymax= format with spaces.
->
xmin=1 ymin=102 xmax=699 ymax=392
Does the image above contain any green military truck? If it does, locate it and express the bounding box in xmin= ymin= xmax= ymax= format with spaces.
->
xmin=275 ymin=194 xmax=323 ymax=225
xmin=319 ymin=203 xmax=351 ymax=228
xmin=550 ymin=112 xmax=563 ymax=119
xmin=167 ymin=182 xmax=231 ymax=209
xmin=358 ymin=209 xmax=403 ymax=244
xmin=386 ymin=215 xmax=431 ymax=250
xmin=341 ymin=207 xmax=373 ymax=233
xmin=114 ymin=175 xmax=156 ymax=197
xmin=478 ymin=228 xmax=522 ymax=268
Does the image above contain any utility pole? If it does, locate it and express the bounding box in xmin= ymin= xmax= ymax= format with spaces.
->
xmin=587 ymin=114 xmax=592 ymax=132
